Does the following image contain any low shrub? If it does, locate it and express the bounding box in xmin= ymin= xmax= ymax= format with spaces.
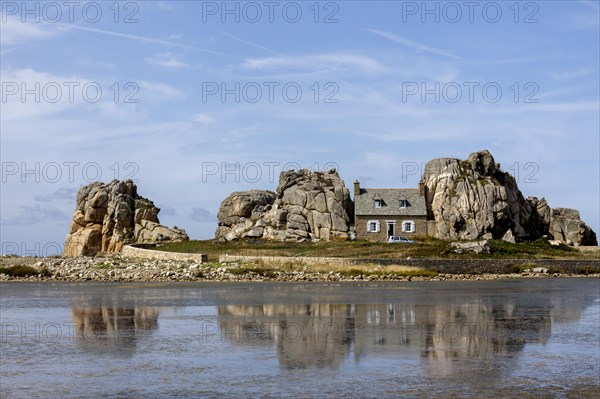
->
xmin=0 ymin=265 xmax=49 ymax=277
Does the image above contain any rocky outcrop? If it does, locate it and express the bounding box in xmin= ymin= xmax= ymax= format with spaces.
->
xmin=214 ymin=152 xmax=596 ymax=246
xmin=421 ymin=150 xmax=596 ymax=246
xmin=215 ymin=169 xmax=353 ymax=242
xmin=64 ymin=180 xmax=188 ymax=257
xmin=549 ymin=208 xmax=597 ymax=246
xmin=450 ymin=240 xmax=491 ymax=254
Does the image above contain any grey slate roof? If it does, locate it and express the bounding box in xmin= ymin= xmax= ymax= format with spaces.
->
xmin=355 ymin=188 xmax=427 ymax=216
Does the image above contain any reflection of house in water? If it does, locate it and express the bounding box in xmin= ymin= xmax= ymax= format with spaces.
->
xmin=71 ymin=306 xmax=160 ymax=357
xmin=354 ymin=302 xmax=551 ymax=379
xmin=218 ymin=301 xmax=554 ymax=376
xmin=218 ymin=304 xmax=354 ymax=369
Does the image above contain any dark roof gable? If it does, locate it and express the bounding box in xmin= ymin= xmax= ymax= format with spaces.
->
xmin=355 ymin=188 xmax=427 ymax=216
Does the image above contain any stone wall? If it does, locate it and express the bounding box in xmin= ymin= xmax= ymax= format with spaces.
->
xmin=358 ymin=258 xmax=600 ymax=274
xmin=217 ymin=254 xmax=600 ymax=274
xmin=122 ymin=245 xmax=207 ymax=263
xmin=219 ymin=254 xmax=355 ymax=266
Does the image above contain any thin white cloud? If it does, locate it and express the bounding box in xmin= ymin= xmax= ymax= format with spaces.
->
xmin=145 ymin=52 xmax=190 ymax=68
xmin=550 ymin=67 xmax=596 ymax=81
xmin=0 ymin=68 xmax=150 ymax=123
xmin=189 ymin=208 xmax=214 ymax=222
xmin=0 ymin=15 xmax=58 ymax=45
xmin=34 ymin=187 xmax=77 ymax=202
xmin=1 ymin=68 xmax=91 ymax=121
xmin=478 ymin=101 xmax=600 ymax=114
xmin=193 ymin=114 xmax=215 ymax=123
xmin=156 ymin=1 xmax=179 ymax=11
xmin=242 ymin=54 xmax=387 ymax=74
xmin=0 ymin=204 xmax=68 ymax=225
xmin=137 ymin=80 xmax=184 ymax=101
xmin=53 ymin=23 xmax=233 ymax=57
xmin=473 ymin=57 xmax=540 ymax=66
xmin=367 ymin=29 xmax=463 ymax=60
xmin=219 ymin=30 xmax=282 ymax=56
xmin=579 ymin=0 xmax=600 ymax=11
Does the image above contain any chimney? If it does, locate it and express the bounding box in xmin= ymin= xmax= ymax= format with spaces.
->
xmin=354 ymin=180 xmax=360 ymax=198
xmin=418 ymin=181 xmax=425 ymax=197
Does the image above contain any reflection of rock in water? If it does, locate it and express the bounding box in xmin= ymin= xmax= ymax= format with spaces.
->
xmin=216 ymin=290 xmax=587 ymax=377
xmin=354 ymin=302 xmax=551 ymax=379
xmin=218 ymin=304 xmax=354 ymax=370
xmin=71 ymin=306 xmax=160 ymax=357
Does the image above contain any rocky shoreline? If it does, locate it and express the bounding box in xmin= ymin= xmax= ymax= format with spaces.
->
xmin=1 ymin=255 xmax=598 ymax=283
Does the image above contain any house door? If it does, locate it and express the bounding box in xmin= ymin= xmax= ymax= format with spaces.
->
xmin=387 ymin=222 xmax=395 ymax=238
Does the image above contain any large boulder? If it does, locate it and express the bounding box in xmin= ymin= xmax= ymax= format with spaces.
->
xmin=215 ymin=169 xmax=353 ymax=242
xmin=549 ymin=208 xmax=597 ymax=246
xmin=450 ymin=240 xmax=491 ymax=254
xmin=421 ymin=150 xmax=596 ymax=246
xmin=214 ymin=190 xmax=277 ymax=242
xmin=64 ymin=180 xmax=188 ymax=257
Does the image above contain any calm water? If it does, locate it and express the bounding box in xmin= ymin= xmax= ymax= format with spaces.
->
xmin=1 ymin=279 xmax=599 ymax=398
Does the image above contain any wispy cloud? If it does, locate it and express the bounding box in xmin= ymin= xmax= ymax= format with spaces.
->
xmin=367 ymin=29 xmax=463 ymax=60
xmin=159 ymin=206 xmax=177 ymax=216
xmin=478 ymin=101 xmax=600 ymax=114
xmin=242 ymin=53 xmax=387 ymax=74
xmin=0 ymin=15 xmax=58 ymax=45
xmin=138 ymin=80 xmax=183 ymax=101
xmin=54 ymin=23 xmax=233 ymax=57
xmin=549 ymin=67 xmax=596 ymax=81
xmin=193 ymin=114 xmax=215 ymax=124
xmin=579 ymin=0 xmax=600 ymax=11
xmin=189 ymin=208 xmax=214 ymax=222
xmin=0 ymin=67 xmax=148 ymax=122
xmin=0 ymin=204 xmax=68 ymax=225
xmin=34 ymin=187 xmax=77 ymax=203
xmin=219 ymin=30 xmax=282 ymax=56
xmin=156 ymin=1 xmax=179 ymax=11
xmin=145 ymin=52 xmax=190 ymax=68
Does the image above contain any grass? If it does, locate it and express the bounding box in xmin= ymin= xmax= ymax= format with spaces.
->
xmin=154 ymin=236 xmax=598 ymax=261
xmin=508 ymin=263 xmax=538 ymax=273
xmin=0 ymin=265 xmax=50 ymax=277
xmin=216 ymin=261 xmax=437 ymax=279
xmin=228 ymin=266 xmax=279 ymax=278
xmin=483 ymin=238 xmax=576 ymax=259
xmin=156 ymin=236 xmax=450 ymax=260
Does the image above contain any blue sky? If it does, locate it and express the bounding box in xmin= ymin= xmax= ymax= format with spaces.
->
xmin=1 ymin=0 xmax=599 ymax=255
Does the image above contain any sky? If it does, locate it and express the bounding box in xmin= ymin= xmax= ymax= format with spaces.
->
xmin=1 ymin=0 xmax=599 ymax=255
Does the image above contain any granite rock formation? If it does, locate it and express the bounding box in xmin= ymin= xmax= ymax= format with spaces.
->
xmin=450 ymin=240 xmax=491 ymax=254
xmin=215 ymin=169 xmax=353 ymax=242
xmin=215 ymin=152 xmax=596 ymax=246
xmin=421 ymin=150 xmax=596 ymax=245
xmin=64 ymin=180 xmax=188 ymax=257
xmin=549 ymin=208 xmax=597 ymax=246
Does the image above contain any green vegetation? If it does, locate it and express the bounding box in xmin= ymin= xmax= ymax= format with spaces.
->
xmin=577 ymin=266 xmax=597 ymax=275
xmin=228 ymin=266 xmax=279 ymax=278
xmin=508 ymin=263 xmax=539 ymax=273
xmin=155 ymin=236 xmax=597 ymax=261
xmin=94 ymin=262 xmax=114 ymax=270
xmin=356 ymin=269 xmax=438 ymax=278
xmin=483 ymin=238 xmax=575 ymax=258
xmin=0 ymin=265 xmax=50 ymax=277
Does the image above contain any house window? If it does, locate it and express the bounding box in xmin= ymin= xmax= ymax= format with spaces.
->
xmin=374 ymin=199 xmax=382 ymax=208
xmin=367 ymin=220 xmax=380 ymax=233
xmin=399 ymin=200 xmax=408 ymax=208
xmin=402 ymin=221 xmax=415 ymax=233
